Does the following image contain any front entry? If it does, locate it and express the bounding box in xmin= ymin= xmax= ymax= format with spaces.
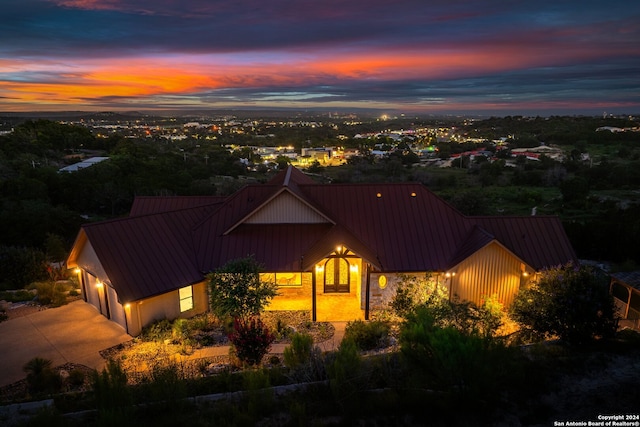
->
xmin=314 ymin=247 xmax=364 ymax=321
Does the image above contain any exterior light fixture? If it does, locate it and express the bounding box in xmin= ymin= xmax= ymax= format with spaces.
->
xmin=350 ymin=264 xmax=359 ymax=273
xmin=315 ymin=264 xmax=324 ymax=273
xmin=376 ymin=192 xmax=382 ymax=198
xmin=96 ymin=281 xmax=103 ymax=288
xmin=124 ymin=303 xmax=131 ymax=309
xmin=410 ymin=192 xmax=417 ymax=197
xmin=74 ymin=268 xmax=81 ymax=274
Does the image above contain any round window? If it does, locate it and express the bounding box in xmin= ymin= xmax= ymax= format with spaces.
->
xmin=378 ymin=275 xmax=387 ymax=289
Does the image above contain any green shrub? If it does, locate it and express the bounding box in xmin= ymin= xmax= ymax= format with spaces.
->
xmin=141 ymin=319 xmax=172 ymax=342
xmin=91 ymin=360 xmax=132 ymax=416
xmin=283 ymin=332 xmax=314 ymax=368
xmin=0 ymin=245 xmax=47 ymax=290
xmin=228 ymin=317 xmax=275 ymax=366
xmin=344 ymin=320 xmax=391 ymax=351
xmin=390 ymin=273 xmax=448 ymax=318
xmin=0 ymin=289 xmax=35 ymax=303
xmin=33 ymin=281 xmax=67 ymax=306
xmin=23 ymin=357 xmax=62 ymax=395
xmin=510 ymin=263 xmax=617 ymax=344
xmin=327 ymin=339 xmax=364 ymax=409
xmin=399 ymin=307 xmax=512 ymax=397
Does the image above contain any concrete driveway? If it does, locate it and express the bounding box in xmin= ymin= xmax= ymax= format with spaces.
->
xmin=0 ymin=300 xmax=131 ymax=387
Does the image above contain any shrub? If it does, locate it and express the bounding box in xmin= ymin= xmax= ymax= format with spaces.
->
xmin=327 ymin=339 xmax=364 ymax=409
xmin=0 ymin=245 xmax=47 ymax=290
xmin=510 ymin=263 xmax=617 ymax=344
xmin=344 ymin=320 xmax=391 ymax=351
xmin=399 ymin=307 xmax=512 ymax=397
xmin=23 ymin=357 xmax=61 ymax=395
xmin=141 ymin=319 xmax=172 ymax=342
xmin=91 ymin=359 xmax=131 ymax=415
xmin=390 ymin=273 xmax=448 ymax=318
xmin=283 ymin=332 xmax=314 ymax=368
xmin=0 ymin=289 xmax=35 ymax=303
xmin=33 ymin=281 xmax=67 ymax=306
xmin=228 ymin=317 xmax=275 ymax=366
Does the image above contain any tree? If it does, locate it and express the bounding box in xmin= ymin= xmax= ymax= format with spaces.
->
xmin=510 ymin=264 xmax=617 ymax=344
xmin=207 ymin=256 xmax=278 ymax=320
xmin=560 ymin=176 xmax=590 ymax=204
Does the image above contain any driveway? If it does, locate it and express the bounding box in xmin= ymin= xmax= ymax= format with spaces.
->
xmin=0 ymin=300 xmax=131 ymax=387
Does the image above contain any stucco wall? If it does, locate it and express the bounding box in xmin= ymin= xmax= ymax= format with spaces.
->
xmin=126 ymin=281 xmax=208 ymax=336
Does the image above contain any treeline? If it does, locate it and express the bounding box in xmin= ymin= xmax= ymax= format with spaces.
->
xmin=0 ymin=120 xmax=256 ymax=289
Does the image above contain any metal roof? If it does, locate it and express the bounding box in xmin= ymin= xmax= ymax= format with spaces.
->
xmin=69 ymin=166 xmax=579 ymax=303
xmin=130 ymin=196 xmax=225 ymax=216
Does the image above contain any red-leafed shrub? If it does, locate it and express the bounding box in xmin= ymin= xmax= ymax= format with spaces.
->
xmin=228 ymin=317 xmax=275 ymax=366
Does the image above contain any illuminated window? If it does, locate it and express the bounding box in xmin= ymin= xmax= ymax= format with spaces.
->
xmin=378 ymin=275 xmax=387 ymax=289
xmin=260 ymin=272 xmax=302 ymax=287
xmin=179 ymin=286 xmax=193 ymax=312
xmin=324 ymin=257 xmax=350 ymax=293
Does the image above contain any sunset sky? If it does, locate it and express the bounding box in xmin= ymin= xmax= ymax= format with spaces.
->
xmin=1 ymin=0 xmax=639 ymax=114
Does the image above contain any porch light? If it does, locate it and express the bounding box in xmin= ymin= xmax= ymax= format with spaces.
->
xmin=315 ymin=264 xmax=324 ymax=273
xmin=376 ymin=192 xmax=382 ymax=198
xmin=350 ymin=264 xmax=358 ymax=273
xmin=96 ymin=281 xmax=103 ymax=288
xmin=74 ymin=268 xmax=81 ymax=274
xmin=411 ymin=192 xmax=417 ymax=197
xmin=522 ymin=271 xmax=529 ymax=277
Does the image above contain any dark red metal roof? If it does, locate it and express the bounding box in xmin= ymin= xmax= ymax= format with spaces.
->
xmin=72 ymin=166 xmax=579 ymax=302
xmin=472 ymin=216 xmax=578 ymax=270
xmin=82 ymin=206 xmax=215 ymax=303
xmin=130 ymin=196 xmax=225 ymax=216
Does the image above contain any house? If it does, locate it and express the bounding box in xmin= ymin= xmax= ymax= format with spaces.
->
xmin=67 ymin=166 xmax=578 ymax=335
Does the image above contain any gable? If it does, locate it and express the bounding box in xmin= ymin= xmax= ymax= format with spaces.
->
xmin=448 ymin=241 xmax=527 ymax=306
xmin=245 ymin=190 xmax=330 ymax=224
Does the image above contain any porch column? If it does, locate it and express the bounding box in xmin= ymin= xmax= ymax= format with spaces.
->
xmin=312 ymin=270 xmax=317 ymax=322
xmin=365 ymin=263 xmax=371 ymax=320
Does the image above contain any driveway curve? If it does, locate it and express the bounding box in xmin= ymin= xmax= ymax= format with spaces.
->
xmin=0 ymin=300 xmax=131 ymax=387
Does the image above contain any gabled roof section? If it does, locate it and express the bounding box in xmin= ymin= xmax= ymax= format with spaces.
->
xmin=266 ymin=165 xmax=317 ymax=186
xmin=473 ymin=216 xmax=579 ymax=271
xmin=301 ymin=224 xmax=383 ymax=271
xmin=298 ymin=182 xmax=474 ymax=272
xmin=78 ymin=205 xmax=215 ymax=303
xmin=130 ymin=196 xmax=226 ymax=216
xmin=241 ymin=190 xmax=332 ymax=225
xmin=219 ymin=167 xmax=335 ymax=235
xmin=446 ymin=225 xmax=496 ymax=268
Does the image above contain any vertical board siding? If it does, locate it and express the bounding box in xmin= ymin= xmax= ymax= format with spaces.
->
xmin=451 ymin=243 xmax=521 ymax=307
xmin=245 ymin=192 xmax=328 ymax=224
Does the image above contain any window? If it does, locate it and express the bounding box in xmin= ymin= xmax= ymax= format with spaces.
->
xmin=324 ymin=257 xmax=350 ymax=293
xmin=260 ymin=272 xmax=302 ymax=287
xmin=179 ymin=286 xmax=193 ymax=312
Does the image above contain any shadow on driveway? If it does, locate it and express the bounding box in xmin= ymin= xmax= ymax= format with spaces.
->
xmin=0 ymin=300 xmax=131 ymax=387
